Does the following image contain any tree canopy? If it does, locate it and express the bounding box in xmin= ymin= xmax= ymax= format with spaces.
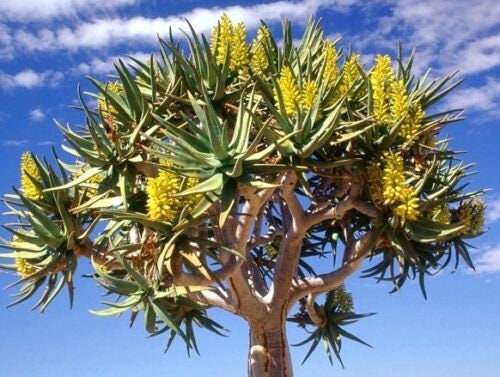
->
xmin=0 ymin=15 xmax=485 ymax=377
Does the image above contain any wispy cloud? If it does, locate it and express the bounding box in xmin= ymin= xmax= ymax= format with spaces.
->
xmin=486 ymin=197 xmax=500 ymax=223
xmin=1 ymin=140 xmax=29 ymax=146
xmin=359 ymin=0 xmax=500 ymax=76
xmin=0 ymin=0 xmax=138 ymax=22
xmin=74 ymin=52 xmax=152 ymax=75
xmin=442 ymin=77 xmax=500 ymax=119
xmin=475 ymin=245 xmax=500 ymax=274
xmin=5 ymin=0 xmax=355 ymax=53
xmin=1 ymin=140 xmax=54 ymax=147
xmin=0 ymin=69 xmax=63 ymax=90
xmin=29 ymin=107 xmax=45 ymax=122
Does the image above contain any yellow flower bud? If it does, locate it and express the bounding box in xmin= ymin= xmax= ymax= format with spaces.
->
xmin=371 ymin=55 xmax=394 ymax=125
xmin=20 ymin=152 xmax=43 ymax=201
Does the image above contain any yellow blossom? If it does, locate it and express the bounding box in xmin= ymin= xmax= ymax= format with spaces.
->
xmin=20 ymin=152 xmax=43 ymax=201
xmin=371 ymin=55 xmax=394 ymax=125
xmin=366 ymin=163 xmax=384 ymax=205
xmin=301 ymin=79 xmax=318 ymax=113
xmin=381 ymin=151 xmax=406 ymax=205
xmin=389 ymin=79 xmax=408 ymax=124
xmin=146 ymin=167 xmax=199 ymax=222
xmin=338 ymin=54 xmax=361 ymax=98
xmin=98 ymin=82 xmax=123 ymax=116
xmin=251 ymin=26 xmax=271 ymax=74
xmin=394 ymin=187 xmax=420 ymax=224
xmin=211 ymin=13 xmax=233 ymax=65
xmin=390 ymin=79 xmax=424 ymax=144
xmin=322 ymin=40 xmax=339 ymax=87
xmin=432 ymin=205 xmax=450 ymax=224
xmin=15 ymin=257 xmax=36 ymax=278
xmin=230 ymin=22 xmax=250 ymax=75
xmin=457 ymin=199 xmax=485 ymax=236
xmin=276 ymin=66 xmax=300 ymax=117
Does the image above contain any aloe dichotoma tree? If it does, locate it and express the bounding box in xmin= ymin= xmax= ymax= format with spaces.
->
xmin=0 ymin=16 xmax=486 ymax=377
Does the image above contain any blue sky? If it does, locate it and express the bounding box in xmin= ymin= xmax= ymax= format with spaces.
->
xmin=0 ymin=0 xmax=499 ymax=376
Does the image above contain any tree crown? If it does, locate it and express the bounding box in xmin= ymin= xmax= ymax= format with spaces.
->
xmin=0 ymin=15 xmax=485 ymax=366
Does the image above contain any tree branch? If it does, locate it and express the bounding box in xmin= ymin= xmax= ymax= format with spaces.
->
xmin=288 ymin=229 xmax=380 ymax=305
xmin=306 ymin=294 xmax=325 ymax=326
xmin=266 ymin=171 xmax=306 ymax=307
xmin=188 ymin=287 xmax=237 ymax=313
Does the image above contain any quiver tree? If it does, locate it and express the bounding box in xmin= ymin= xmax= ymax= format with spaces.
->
xmin=0 ymin=16 xmax=486 ymax=377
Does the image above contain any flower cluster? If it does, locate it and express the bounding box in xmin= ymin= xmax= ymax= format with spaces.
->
xmin=455 ymin=199 xmax=485 ymax=236
xmin=15 ymin=257 xmax=36 ymax=278
xmin=381 ymin=151 xmax=420 ymax=223
xmin=250 ymin=26 xmax=271 ymax=74
xmin=322 ymin=40 xmax=339 ymax=88
xmin=98 ymin=81 xmax=123 ymax=116
xmin=431 ymin=205 xmax=451 ymax=224
xmin=20 ymin=152 xmax=43 ymax=201
xmin=276 ymin=66 xmax=301 ymax=117
xmin=370 ymin=55 xmax=425 ymax=144
xmin=371 ymin=55 xmax=394 ymax=125
xmin=338 ymin=54 xmax=361 ymax=98
xmin=301 ymin=79 xmax=319 ymax=113
xmin=146 ymin=167 xmax=199 ymax=222
xmin=366 ymin=163 xmax=384 ymax=205
xmin=326 ymin=284 xmax=353 ymax=313
xmin=390 ymin=79 xmax=424 ymax=144
xmin=275 ymin=66 xmax=319 ymax=117
xmin=211 ymin=14 xmax=250 ymax=75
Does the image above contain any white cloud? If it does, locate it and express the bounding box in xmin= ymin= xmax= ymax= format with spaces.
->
xmin=0 ymin=24 xmax=13 ymax=59
xmin=0 ymin=69 xmax=63 ymax=90
xmin=9 ymin=0 xmax=355 ymax=52
xmin=74 ymin=52 xmax=152 ymax=75
xmin=475 ymin=245 xmax=500 ymax=273
xmin=360 ymin=0 xmax=500 ymax=76
xmin=1 ymin=140 xmax=29 ymax=146
xmin=0 ymin=140 xmax=54 ymax=147
xmin=486 ymin=198 xmax=500 ymax=223
xmin=442 ymin=77 xmax=500 ymax=118
xmin=29 ymin=107 xmax=45 ymax=121
xmin=0 ymin=0 xmax=138 ymax=22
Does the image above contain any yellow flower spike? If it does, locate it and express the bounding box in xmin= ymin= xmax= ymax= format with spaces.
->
xmin=404 ymin=102 xmax=425 ymax=143
xmin=213 ymin=13 xmax=233 ymax=65
xmin=366 ymin=163 xmax=384 ymax=205
xmin=230 ymin=22 xmax=250 ymax=75
xmin=381 ymin=151 xmax=406 ymax=205
xmin=15 ymin=257 xmax=36 ymax=278
xmin=371 ymin=55 xmax=394 ymax=125
xmin=339 ymin=54 xmax=361 ymax=98
xmin=98 ymin=82 xmax=123 ymax=115
xmin=394 ymin=187 xmax=420 ymax=224
xmin=20 ymin=152 xmax=43 ymax=201
xmin=322 ymin=40 xmax=339 ymax=87
xmin=251 ymin=26 xmax=270 ymax=74
xmin=146 ymin=165 xmax=199 ymax=222
xmin=458 ymin=199 xmax=485 ymax=235
xmin=276 ymin=66 xmax=300 ymax=117
xmin=389 ymin=79 xmax=408 ymax=124
xmin=432 ymin=205 xmax=451 ymax=224
xmin=301 ymin=79 xmax=318 ymax=113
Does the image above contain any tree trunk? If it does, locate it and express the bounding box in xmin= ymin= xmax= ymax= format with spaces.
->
xmin=248 ymin=319 xmax=293 ymax=377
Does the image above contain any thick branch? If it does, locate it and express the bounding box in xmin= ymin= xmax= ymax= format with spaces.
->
xmin=266 ymin=171 xmax=306 ymax=307
xmin=188 ymin=287 xmax=237 ymax=313
xmin=289 ymin=229 xmax=379 ymax=305
xmin=222 ymin=182 xmax=280 ymax=317
xmin=306 ymin=294 xmax=325 ymax=326
xmin=168 ymin=253 xmax=241 ymax=287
